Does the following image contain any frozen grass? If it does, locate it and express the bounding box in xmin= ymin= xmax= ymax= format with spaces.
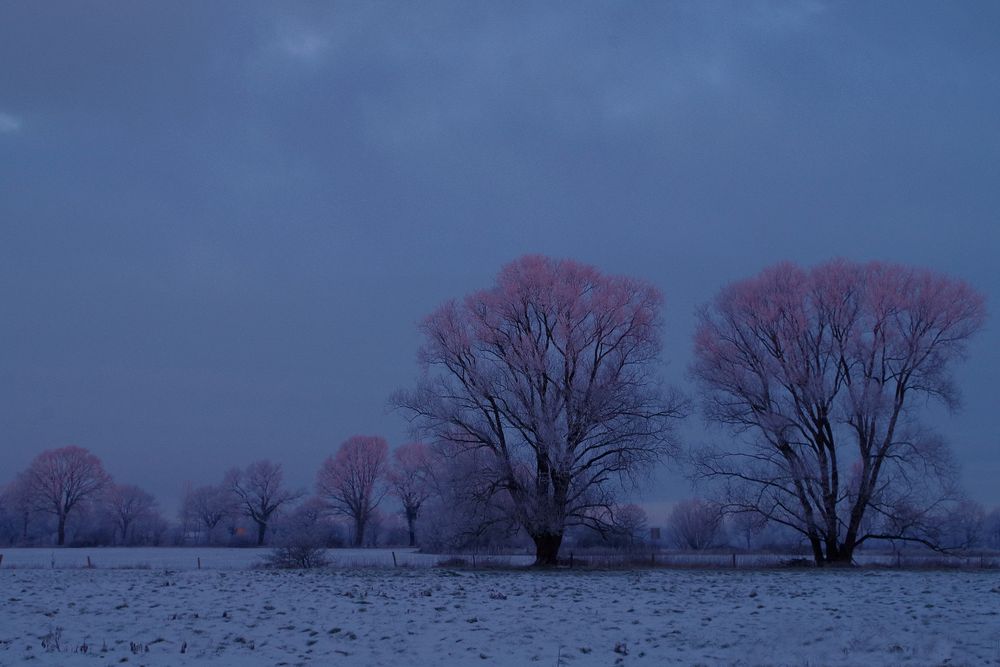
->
xmin=0 ymin=547 xmax=536 ymax=570
xmin=2 ymin=566 xmax=999 ymax=665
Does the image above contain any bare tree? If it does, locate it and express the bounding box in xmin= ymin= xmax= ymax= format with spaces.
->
xmin=612 ymin=503 xmax=648 ymax=550
xmin=692 ymin=260 xmax=985 ymax=565
xmin=727 ymin=511 xmax=768 ymax=551
xmin=317 ymin=435 xmax=388 ymax=547
xmin=226 ymin=461 xmax=300 ymax=546
xmin=940 ymin=499 xmax=986 ymax=551
xmin=668 ymin=498 xmax=722 ymax=550
xmin=105 ymin=484 xmax=158 ymax=545
xmin=181 ymin=483 xmax=235 ymax=544
xmin=266 ymin=498 xmax=333 ymax=569
xmin=21 ymin=446 xmax=111 ymax=545
xmin=2 ymin=476 xmax=34 ymax=544
xmin=387 ymin=442 xmax=433 ymax=547
xmin=984 ymin=508 xmax=1000 ymax=551
xmin=395 ymin=255 xmax=684 ymax=565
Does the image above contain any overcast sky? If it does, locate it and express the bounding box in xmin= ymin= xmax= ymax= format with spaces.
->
xmin=1 ymin=1 xmax=997 ymax=520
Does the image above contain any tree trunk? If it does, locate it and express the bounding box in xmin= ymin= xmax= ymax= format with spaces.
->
xmin=57 ymin=514 xmax=66 ymax=546
xmin=808 ymin=534 xmax=823 ymax=566
xmin=824 ymin=542 xmax=855 ymax=567
xmin=353 ymin=517 xmax=365 ymax=547
xmin=531 ymin=532 xmax=563 ymax=566
xmin=256 ymin=520 xmax=267 ymax=546
xmin=406 ymin=509 xmax=417 ymax=547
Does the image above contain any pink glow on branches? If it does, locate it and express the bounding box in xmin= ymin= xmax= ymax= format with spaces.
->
xmin=692 ymin=259 xmax=985 ymax=565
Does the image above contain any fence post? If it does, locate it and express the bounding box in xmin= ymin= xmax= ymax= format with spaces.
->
xmin=86 ymin=556 xmax=92 ymax=569
xmin=392 ymin=551 xmax=397 ymax=567
xmin=0 ymin=553 xmax=4 ymax=568
xmin=197 ymin=557 xmax=201 ymax=570
xmin=569 ymin=552 xmax=574 ymax=569
xmin=732 ymin=553 xmax=737 ymax=568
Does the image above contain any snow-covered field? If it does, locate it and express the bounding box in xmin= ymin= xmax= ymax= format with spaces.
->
xmin=2 ymin=564 xmax=999 ymax=666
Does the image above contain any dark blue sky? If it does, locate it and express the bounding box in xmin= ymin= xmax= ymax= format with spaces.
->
xmin=1 ymin=2 xmax=997 ymax=519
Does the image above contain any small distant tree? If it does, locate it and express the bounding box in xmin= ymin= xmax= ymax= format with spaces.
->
xmin=728 ymin=511 xmax=768 ymax=551
xmin=105 ymin=484 xmax=158 ymax=545
xmin=1 ymin=477 xmax=34 ymax=544
xmin=984 ymin=508 xmax=1000 ymax=551
xmin=266 ymin=498 xmax=331 ymax=569
xmin=226 ymin=461 xmax=300 ymax=546
xmin=668 ymin=498 xmax=722 ymax=551
xmin=941 ymin=499 xmax=986 ymax=551
xmin=613 ymin=503 xmax=649 ymax=550
xmin=21 ymin=446 xmax=111 ymax=545
xmin=181 ymin=484 xmax=235 ymax=544
xmin=317 ymin=435 xmax=389 ymax=547
xmin=387 ymin=442 xmax=433 ymax=547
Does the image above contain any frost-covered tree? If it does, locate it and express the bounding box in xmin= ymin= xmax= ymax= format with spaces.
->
xmin=105 ymin=483 xmax=158 ymax=545
xmin=984 ymin=508 xmax=1000 ymax=551
xmin=317 ymin=435 xmax=388 ymax=547
xmin=226 ymin=461 xmax=300 ymax=546
xmin=668 ymin=498 xmax=722 ymax=550
xmin=0 ymin=477 xmax=35 ymax=545
xmin=612 ymin=503 xmax=649 ymax=550
xmin=727 ymin=511 xmax=768 ymax=551
xmin=692 ymin=260 xmax=985 ymax=565
xmin=387 ymin=442 xmax=433 ymax=546
xmin=396 ymin=255 xmax=684 ymax=565
xmin=180 ymin=483 xmax=236 ymax=544
xmin=21 ymin=446 xmax=111 ymax=545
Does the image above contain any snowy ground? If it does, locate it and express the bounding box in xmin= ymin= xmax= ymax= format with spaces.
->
xmin=2 ymin=565 xmax=999 ymax=666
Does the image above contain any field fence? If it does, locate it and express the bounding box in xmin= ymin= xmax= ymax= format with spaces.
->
xmin=1 ymin=547 xmax=997 ymax=571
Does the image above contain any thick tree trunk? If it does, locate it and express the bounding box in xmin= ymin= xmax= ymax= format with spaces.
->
xmin=808 ymin=535 xmax=823 ymax=566
xmin=57 ymin=514 xmax=66 ymax=546
xmin=825 ymin=542 xmax=855 ymax=567
xmin=811 ymin=541 xmax=855 ymax=567
xmin=256 ymin=521 xmax=267 ymax=546
xmin=531 ymin=532 xmax=563 ymax=566
xmin=353 ymin=517 xmax=365 ymax=547
xmin=406 ymin=509 xmax=417 ymax=547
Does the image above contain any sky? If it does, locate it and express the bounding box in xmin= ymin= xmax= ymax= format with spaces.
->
xmin=1 ymin=1 xmax=998 ymax=523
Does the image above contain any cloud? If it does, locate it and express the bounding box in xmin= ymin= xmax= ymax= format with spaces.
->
xmin=278 ymin=27 xmax=331 ymax=61
xmin=0 ymin=111 xmax=22 ymax=133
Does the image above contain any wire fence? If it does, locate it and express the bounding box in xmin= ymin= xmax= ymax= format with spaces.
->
xmin=1 ymin=546 xmax=997 ymax=571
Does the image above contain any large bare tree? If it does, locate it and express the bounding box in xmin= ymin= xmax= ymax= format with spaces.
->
xmin=395 ymin=255 xmax=684 ymax=565
xmin=691 ymin=260 xmax=985 ymax=565
xmin=226 ymin=460 xmax=300 ymax=546
xmin=316 ymin=435 xmax=389 ymax=547
xmin=21 ymin=446 xmax=111 ymax=545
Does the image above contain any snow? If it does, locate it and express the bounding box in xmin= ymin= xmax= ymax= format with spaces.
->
xmin=2 ymin=561 xmax=999 ymax=666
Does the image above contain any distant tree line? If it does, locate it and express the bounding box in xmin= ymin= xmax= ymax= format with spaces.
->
xmin=0 ymin=256 xmax=991 ymax=566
